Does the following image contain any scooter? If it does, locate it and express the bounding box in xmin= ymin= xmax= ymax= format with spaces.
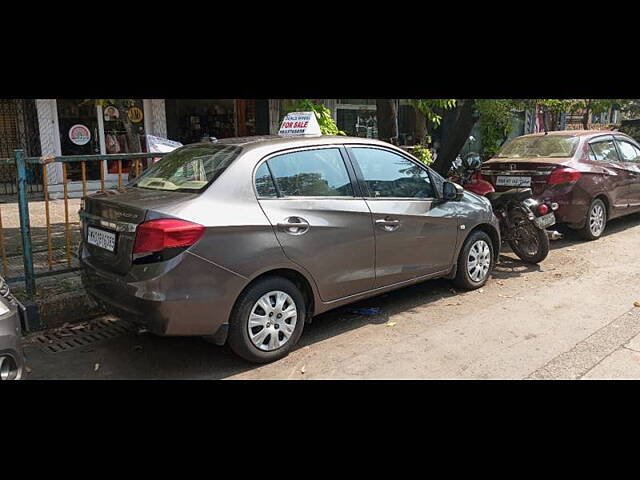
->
xmin=450 ymin=156 xmax=561 ymax=264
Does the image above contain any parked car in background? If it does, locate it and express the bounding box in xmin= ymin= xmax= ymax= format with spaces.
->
xmin=0 ymin=277 xmax=25 ymax=380
xmin=481 ymin=130 xmax=640 ymax=240
xmin=79 ymin=136 xmax=500 ymax=363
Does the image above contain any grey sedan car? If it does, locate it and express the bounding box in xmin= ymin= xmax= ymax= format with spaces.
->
xmin=80 ymin=136 xmax=499 ymax=363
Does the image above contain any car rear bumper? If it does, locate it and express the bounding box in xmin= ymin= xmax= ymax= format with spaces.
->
xmin=533 ymin=185 xmax=591 ymax=227
xmin=80 ymin=244 xmax=246 ymax=338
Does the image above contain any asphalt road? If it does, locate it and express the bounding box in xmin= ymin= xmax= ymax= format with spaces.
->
xmin=22 ymin=211 xmax=640 ymax=380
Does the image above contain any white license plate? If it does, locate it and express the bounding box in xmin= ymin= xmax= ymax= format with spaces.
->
xmin=87 ymin=226 xmax=116 ymax=252
xmin=496 ymin=175 xmax=531 ymax=187
xmin=534 ymin=212 xmax=556 ymax=229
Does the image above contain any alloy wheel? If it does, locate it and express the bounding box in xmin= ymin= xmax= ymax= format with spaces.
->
xmin=247 ymin=291 xmax=298 ymax=352
xmin=589 ymin=203 xmax=605 ymax=237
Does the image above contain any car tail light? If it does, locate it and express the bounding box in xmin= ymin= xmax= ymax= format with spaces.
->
xmin=548 ymin=167 xmax=581 ymax=185
xmin=537 ymin=204 xmax=549 ymax=215
xmin=133 ymin=219 xmax=205 ymax=254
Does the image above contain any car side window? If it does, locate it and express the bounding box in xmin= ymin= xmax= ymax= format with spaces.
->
xmin=350 ymin=147 xmax=435 ymax=199
xmin=255 ymin=162 xmax=277 ymax=197
xmin=616 ymin=140 xmax=640 ymax=163
xmin=589 ymin=140 xmax=620 ymax=163
xmin=266 ymin=148 xmax=354 ymax=197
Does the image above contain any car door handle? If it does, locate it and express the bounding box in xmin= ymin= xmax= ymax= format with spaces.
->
xmin=277 ymin=217 xmax=310 ymax=235
xmin=375 ymin=219 xmax=400 ymax=232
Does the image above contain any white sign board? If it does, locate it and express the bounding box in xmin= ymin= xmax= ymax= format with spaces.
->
xmin=146 ymin=134 xmax=183 ymax=153
xmin=278 ymin=111 xmax=322 ymax=136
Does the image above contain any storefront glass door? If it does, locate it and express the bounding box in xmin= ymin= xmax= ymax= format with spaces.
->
xmin=57 ymin=99 xmax=101 ymax=181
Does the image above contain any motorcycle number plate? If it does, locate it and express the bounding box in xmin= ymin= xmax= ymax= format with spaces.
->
xmin=534 ymin=212 xmax=555 ymax=229
xmin=496 ymin=175 xmax=531 ymax=187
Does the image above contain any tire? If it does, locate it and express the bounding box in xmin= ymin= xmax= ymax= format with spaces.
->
xmin=452 ymin=230 xmax=494 ymax=290
xmin=578 ymin=198 xmax=607 ymax=241
xmin=508 ymin=225 xmax=550 ymax=264
xmin=227 ymin=276 xmax=306 ymax=363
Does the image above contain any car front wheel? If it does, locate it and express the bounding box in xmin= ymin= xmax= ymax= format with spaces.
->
xmin=227 ymin=276 xmax=306 ymax=363
xmin=452 ymin=230 xmax=494 ymax=290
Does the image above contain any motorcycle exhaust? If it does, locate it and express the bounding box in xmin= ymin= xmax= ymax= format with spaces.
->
xmin=546 ymin=230 xmax=563 ymax=241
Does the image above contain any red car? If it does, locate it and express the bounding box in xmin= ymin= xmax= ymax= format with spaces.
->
xmin=480 ymin=130 xmax=640 ymax=240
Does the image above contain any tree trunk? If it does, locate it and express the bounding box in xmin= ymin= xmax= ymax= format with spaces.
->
xmin=376 ymin=99 xmax=398 ymax=144
xmin=582 ymin=99 xmax=591 ymax=130
xmin=432 ymin=99 xmax=478 ymax=176
xmin=414 ymin=107 xmax=428 ymax=145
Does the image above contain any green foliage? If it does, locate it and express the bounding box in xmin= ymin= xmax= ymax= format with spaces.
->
xmin=411 ymin=143 xmax=434 ymax=166
xmin=476 ymin=99 xmax=515 ymax=161
xmin=412 ymin=99 xmax=457 ymax=129
xmin=411 ymin=144 xmax=434 ymax=166
xmin=286 ymin=100 xmax=345 ymax=136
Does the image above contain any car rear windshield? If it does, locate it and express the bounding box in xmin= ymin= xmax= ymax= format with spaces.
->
xmin=132 ymin=143 xmax=242 ymax=192
xmin=497 ymin=135 xmax=580 ymax=158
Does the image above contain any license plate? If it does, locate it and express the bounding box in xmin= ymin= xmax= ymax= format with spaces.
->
xmin=496 ymin=175 xmax=531 ymax=187
xmin=87 ymin=226 xmax=117 ymax=252
xmin=534 ymin=212 xmax=556 ymax=229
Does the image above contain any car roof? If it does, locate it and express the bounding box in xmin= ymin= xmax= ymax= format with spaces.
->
xmin=200 ymin=135 xmax=397 ymax=152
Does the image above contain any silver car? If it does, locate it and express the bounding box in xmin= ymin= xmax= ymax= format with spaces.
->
xmin=0 ymin=277 xmax=25 ymax=380
xmin=80 ymin=136 xmax=499 ymax=363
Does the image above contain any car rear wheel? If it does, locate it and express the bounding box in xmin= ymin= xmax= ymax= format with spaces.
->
xmin=227 ymin=276 xmax=306 ymax=363
xmin=452 ymin=230 xmax=494 ymax=290
xmin=578 ymin=198 xmax=607 ymax=241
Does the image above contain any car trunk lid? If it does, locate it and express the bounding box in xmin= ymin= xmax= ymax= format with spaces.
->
xmin=80 ymin=188 xmax=199 ymax=275
xmin=481 ymin=157 xmax=571 ymax=195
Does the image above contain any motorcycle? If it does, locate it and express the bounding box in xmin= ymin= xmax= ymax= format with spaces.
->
xmin=450 ymin=156 xmax=560 ymax=264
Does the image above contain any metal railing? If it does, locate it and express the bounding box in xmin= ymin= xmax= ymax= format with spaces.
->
xmin=4 ymin=149 xmax=168 ymax=306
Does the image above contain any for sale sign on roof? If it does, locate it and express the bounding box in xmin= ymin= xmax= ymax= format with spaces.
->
xmin=278 ymin=112 xmax=322 ymax=136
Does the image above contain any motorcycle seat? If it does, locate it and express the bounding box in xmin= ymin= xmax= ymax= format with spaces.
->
xmin=486 ymin=188 xmax=533 ymax=203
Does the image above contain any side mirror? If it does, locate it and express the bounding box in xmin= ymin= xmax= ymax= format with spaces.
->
xmin=443 ymin=181 xmax=464 ymax=201
xmin=468 ymin=157 xmax=481 ymax=170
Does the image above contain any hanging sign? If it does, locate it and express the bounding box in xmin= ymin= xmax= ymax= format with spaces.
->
xmin=68 ymin=124 xmax=91 ymax=145
xmin=278 ymin=111 xmax=322 ymax=136
xmin=128 ymin=107 xmax=144 ymax=123
xmin=103 ymin=105 xmax=120 ymax=121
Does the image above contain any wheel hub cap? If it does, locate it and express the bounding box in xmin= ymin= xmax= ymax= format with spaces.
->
xmin=467 ymin=240 xmax=491 ymax=283
xmin=248 ymin=291 xmax=297 ymax=352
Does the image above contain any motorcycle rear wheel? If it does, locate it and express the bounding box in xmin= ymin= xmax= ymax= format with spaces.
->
xmin=507 ymin=213 xmax=550 ymax=264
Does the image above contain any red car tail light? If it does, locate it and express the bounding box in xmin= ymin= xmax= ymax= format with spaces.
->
xmin=133 ymin=219 xmax=205 ymax=254
xmin=548 ymin=167 xmax=581 ymax=185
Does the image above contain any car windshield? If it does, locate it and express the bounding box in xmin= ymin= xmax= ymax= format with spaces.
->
xmin=497 ymin=135 xmax=580 ymax=158
xmin=132 ymin=143 xmax=242 ymax=192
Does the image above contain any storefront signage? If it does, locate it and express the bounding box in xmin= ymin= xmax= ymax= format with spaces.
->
xmin=103 ymin=105 xmax=119 ymax=121
xmin=128 ymin=107 xmax=144 ymax=123
xmin=68 ymin=124 xmax=91 ymax=145
xmin=278 ymin=111 xmax=321 ymax=136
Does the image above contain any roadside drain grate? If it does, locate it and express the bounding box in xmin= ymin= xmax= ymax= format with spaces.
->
xmin=33 ymin=318 xmax=139 ymax=353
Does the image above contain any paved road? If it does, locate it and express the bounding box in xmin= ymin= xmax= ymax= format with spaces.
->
xmin=22 ymin=211 xmax=640 ymax=380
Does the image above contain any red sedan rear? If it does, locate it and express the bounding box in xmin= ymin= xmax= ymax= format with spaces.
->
xmin=481 ymin=130 xmax=640 ymax=240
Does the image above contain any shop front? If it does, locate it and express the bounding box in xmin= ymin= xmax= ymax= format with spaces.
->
xmin=165 ymin=99 xmax=269 ymax=144
xmin=36 ymin=99 xmax=167 ymax=197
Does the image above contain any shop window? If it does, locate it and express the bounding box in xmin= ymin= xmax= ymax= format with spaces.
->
xmin=102 ymin=100 xmax=146 ymax=175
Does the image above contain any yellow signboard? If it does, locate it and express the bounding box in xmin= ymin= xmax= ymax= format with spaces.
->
xmin=128 ymin=107 xmax=144 ymax=123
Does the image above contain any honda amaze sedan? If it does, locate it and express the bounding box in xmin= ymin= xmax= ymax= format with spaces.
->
xmin=481 ymin=130 xmax=640 ymax=240
xmin=80 ymin=136 xmax=499 ymax=363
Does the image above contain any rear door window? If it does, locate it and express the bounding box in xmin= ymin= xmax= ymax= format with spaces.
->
xmin=589 ymin=140 xmax=621 ymax=163
xmin=265 ymin=148 xmax=354 ymax=197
